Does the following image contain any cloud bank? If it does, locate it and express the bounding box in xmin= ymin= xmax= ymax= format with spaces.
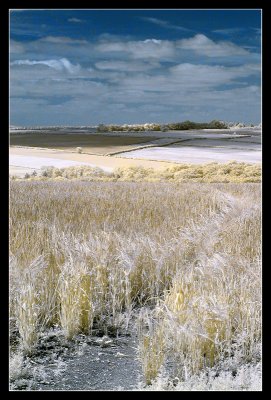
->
xmin=10 ymin=32 xmax=261 ymax=125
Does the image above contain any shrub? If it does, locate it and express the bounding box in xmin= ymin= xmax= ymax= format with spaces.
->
xmin=26 ymin=162 xmax=261 ymax=184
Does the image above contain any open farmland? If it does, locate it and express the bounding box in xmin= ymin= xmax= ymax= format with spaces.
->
xmin=118 ymin=135 xmax=261 ymax=164
xmin=9 ymin=129 xmax=261 ymax=178
xmin=10 ymin=180 xmax=261 ymax=390
xmin=9 ymin=146 xmax=175 ymax=178
xmin=120 ymin=144 xmax=261 ymax=164
xmin=9 ymin=133 xmax=156 ymax=155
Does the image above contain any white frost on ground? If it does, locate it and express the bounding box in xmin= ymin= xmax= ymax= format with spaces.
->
xmin=9 ymin=155 xmax=113 ymax=172
xmin=230 ymin=136 xmax=261 ymax=144
xmin=178 ymin=139 xmax=261 ymax=150
xmin=118 ymin=146 xmax=261 ymax=164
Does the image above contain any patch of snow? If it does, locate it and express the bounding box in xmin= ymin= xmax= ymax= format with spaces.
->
xmin=9 ymin=155 xmax=113 ymax=172
xmin=119 ymin=146 xmax=261 ymax=164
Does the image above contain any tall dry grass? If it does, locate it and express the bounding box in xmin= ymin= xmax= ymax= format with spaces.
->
xmin=136 ymin=186 xmax=261 ymax=383
xmin=9 ymin=181 xmax=261 ymax=387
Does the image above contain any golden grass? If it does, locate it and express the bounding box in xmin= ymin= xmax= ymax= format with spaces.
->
xmin=9 ymin=180 xmax=261 ymax=385
xmin=136 ymin=185 xmax=261 ymax=381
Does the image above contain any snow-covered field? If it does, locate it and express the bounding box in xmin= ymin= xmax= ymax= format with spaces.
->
xmin=9 ymin=147 xmax=174 ymax=177
xmin=230 ymin=136 xmax=261 ymax=144
xmin=9 ymin=155 xmax=113 ymax=173
xmin=119 ymin=145 xmax=261 ymax=164
xmin=177 ymin=139 xmax=261 ymax=150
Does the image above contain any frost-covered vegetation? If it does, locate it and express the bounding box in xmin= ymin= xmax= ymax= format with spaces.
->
xmin=10 ymin=161 xmax=261 ymax=183
xmin=97 ymin=123 xmax=162 ymax=132
xmin=97 ymin=120 xmax=228 ymax=132
xmin=10 ymin=121 xmax=261 ymax=132
xmin=138 ymin=361 xmax=261 ymax=391
xmin=9 ymin=181 xmax=261 ymax=390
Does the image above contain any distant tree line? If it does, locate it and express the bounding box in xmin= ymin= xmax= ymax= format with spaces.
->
xmin=97 ymin=120 xmax=228 ymax=132
xmin=166 ymin=120 xmax=228 ymax=130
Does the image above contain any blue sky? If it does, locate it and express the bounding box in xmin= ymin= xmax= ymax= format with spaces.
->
xmin=10 ymin=9 xmax=261 ymax=126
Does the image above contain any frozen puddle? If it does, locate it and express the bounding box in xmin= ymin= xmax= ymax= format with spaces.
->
xmin=9 ymin=155 xmax=113 ymax=172
xmin=119 ymin=146 xmax=261 ymax=164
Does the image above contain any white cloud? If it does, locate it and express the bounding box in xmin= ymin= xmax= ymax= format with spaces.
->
xmin=9 ymin=32 xmax=261 ymax=124
xmin=40 ymin=36 xmax=88 ymax=44
xmin=169 ymin=63 xmax=259 ymax=87
xmin=177 ymin=34 xmax=249 ymax=57
xmin=10 ymin=60 xmax=260 ymax=108
xmin=10 ymin=83 xmax=261 ymax=125
xmin=10 ymin=34 xmax=258 ymax=69
xmin=96 ymin=38 xmax=175 ymax=60
xmin=68 ymin=18 xmax=83 ymax=23
xmin=113 ymin=63 xmax=260 ymax=97
xmin=11 ymin=58 xmax=81 ymax=74
xmin=213 ymin=28 xmax=245 ymax=35
xmin=140 ymin=17 xmax=192 ymax=32
xmin=10 ymin=39 xmax=25 ymax=54
xmin=94 ymin=34 xmax=255 ymax=62
xmin=144 ymin=39 xmax=161 ymax=44
xmin=95 ymin=60 xmax=159 ymax=72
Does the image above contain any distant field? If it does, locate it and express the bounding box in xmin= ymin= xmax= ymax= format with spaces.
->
xmin=119 ymin=145 xmax=261 ymax=164
xmin=174 ymin=138 xmax=261 ymax=149
xmin=9 ymin=130 xmax=261 ymax=175
xmin=9 ymin=133 xmax=155 ymax=155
